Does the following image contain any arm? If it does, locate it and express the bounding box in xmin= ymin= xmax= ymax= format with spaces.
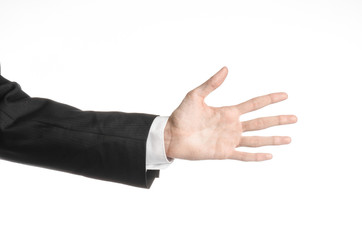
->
xmin=0 ymin=74 xmax=159 ymax=188
xmin=0 ymin=66 xmax=297 ymax=189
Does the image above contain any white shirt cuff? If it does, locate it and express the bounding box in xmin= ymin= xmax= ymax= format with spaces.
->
xmin=146 ymin=116 xmax=174 ymax=170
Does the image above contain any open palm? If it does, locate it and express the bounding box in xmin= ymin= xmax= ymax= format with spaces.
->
xmin=164 ymin=67 xmax=297 ymax=161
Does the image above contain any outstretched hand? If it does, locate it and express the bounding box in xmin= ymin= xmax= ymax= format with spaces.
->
xmin=164 ymin=67 xmax=297 ymax=161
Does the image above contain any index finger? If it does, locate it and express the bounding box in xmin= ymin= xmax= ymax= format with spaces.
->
xmin=235 ymin=92 xmax=288 ymax=115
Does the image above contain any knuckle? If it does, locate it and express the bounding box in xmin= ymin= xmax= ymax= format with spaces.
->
xmin=256 ymin=154 xmax=264 ymax=161
xmin=186 ymin=90 xmax=198 ymax=99
xmin=278 ymin=115 xmax=286 ymax=124
xmin=236 ymin=152 xmax=246 ymax=161
xmin=251 ymin=99 xmax=258 ymax=109
xmin=254 ymin=119 xmax=264 ymax=129
xmin=186 ymin=90 xmax=194 ymax=97
xmin=209 ymin=79 xmax=219 ymax=89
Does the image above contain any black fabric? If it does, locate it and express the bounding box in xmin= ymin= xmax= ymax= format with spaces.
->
xmin=0 ymin=74 xmax=160 ymax=188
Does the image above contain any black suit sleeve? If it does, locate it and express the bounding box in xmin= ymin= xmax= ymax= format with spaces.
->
xmin=0 ymin=74 xmax=160 ymax=188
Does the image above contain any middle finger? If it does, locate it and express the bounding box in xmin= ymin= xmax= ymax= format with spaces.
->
xmin=242 ymin=115 xmax=297 ymax=132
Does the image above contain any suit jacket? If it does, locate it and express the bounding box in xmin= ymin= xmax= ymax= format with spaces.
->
xmin=0 ymin=74 xmax=160 ymax=188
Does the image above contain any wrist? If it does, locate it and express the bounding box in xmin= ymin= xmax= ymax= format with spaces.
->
xmin=164 ymin=118 xmax=173 ymax=158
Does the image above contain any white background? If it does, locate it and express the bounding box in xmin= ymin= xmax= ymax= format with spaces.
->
xmin=0 ymin=0 xmax=361 ymax=239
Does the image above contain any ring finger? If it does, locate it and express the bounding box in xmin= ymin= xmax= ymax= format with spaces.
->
xmin=238 ymin=136 xmax=292 ymax=147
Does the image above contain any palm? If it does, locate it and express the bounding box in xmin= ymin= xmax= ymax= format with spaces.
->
xmin=168 ymin=97 xmax=241 ymax=160
xmin=165 ymin=67 xmax=297 ymax=161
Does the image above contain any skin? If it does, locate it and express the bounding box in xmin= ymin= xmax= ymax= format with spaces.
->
xmin=164 ymin=66 xmax=297 ymax=161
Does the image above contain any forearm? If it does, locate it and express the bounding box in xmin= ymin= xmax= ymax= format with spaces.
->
xmin=0 ymin=74 xmax=158 ymax=188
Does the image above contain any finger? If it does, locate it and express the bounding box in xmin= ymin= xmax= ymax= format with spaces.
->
xmin=238 ymin=136 xmax=291 ymax=147
xmin=229 ymin=150 xmax=273 ymax=161
xmin=235 ymin=92 xmax=288 ymax=115
xmin=192 ymin=66 xmax=228 ymax=99
xmin=242 ymin=115 xmax=298 ymax=132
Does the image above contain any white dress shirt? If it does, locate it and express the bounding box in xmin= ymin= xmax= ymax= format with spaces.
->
xmin=145 ymin=116 xmax=174 ymax=170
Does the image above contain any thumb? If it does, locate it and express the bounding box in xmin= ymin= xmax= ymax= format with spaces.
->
xmin=193 ymin=66 xmax=228 ymax=99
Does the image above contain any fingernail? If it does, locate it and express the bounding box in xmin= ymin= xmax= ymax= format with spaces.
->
xmin=284 ymin=137 xmax=292 ymax=144
xmin=279 ymin=92 xmax=288 ymax=99
xmin=266 ymin=154 xmax=273 ymax=159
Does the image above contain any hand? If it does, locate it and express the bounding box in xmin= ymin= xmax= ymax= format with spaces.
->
xmin=164 ymin=66 xmax=297 ymax=161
